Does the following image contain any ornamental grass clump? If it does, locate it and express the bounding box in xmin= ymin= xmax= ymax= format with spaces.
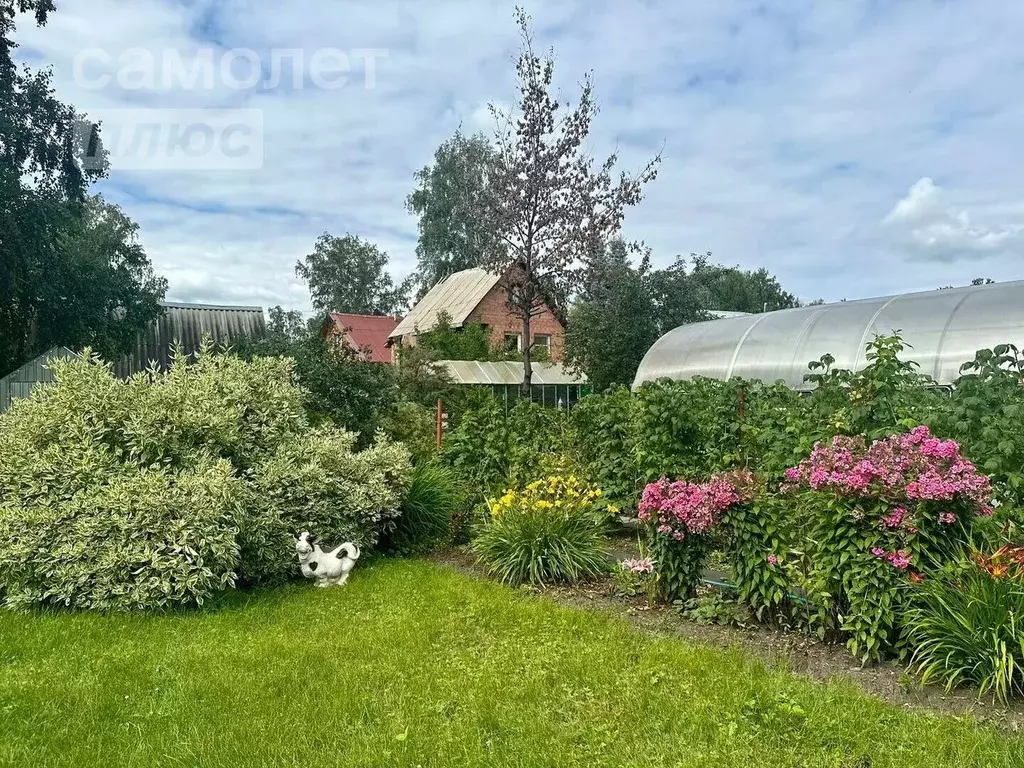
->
xmin=472 ymin=475 xmax=613 ymax=586
xmin=780 ymin=425 xmax=994 ymax=660
xmin=638 ymin=469 xmax=756 ymax=602
xmin=907 ymin=545 xmax=1024 ymax=703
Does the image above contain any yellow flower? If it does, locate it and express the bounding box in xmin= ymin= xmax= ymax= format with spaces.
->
xmin=607 ymin=504 xmax=620 ymax=515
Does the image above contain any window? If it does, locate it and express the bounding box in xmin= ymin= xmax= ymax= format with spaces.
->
xmin=504 ymin=333 xmax=522 ymax=352
xmin=533 ymin=334 xmax=551 ymax=350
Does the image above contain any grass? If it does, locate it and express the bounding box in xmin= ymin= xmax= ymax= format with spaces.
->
xmin=0 ymin=560 xmax=1022 ymax=767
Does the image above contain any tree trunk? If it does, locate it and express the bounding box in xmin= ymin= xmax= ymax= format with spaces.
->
xmin=522 ymin=311 xmax=532 ymax=393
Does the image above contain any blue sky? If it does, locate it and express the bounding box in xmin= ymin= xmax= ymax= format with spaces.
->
xmin=14 ymin=0 xmax=1024 ymax=313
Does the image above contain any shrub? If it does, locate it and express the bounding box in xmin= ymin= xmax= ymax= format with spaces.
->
xmin=380 ymin=463 xmax=461 ymax=555
xmin=241 ymin=430 xmax=410 ymax=585
xmin=0 ymin=461 xmax=243 ymax=611
xmin=779 ymin=426 xmax=993 ymax=660
xmin=441 ymin=396 xmax=571 ymax=499
xmin=638 ymin=469 xmax=755 ymax=602
xmin=0 ymin=347 xmax=410 ymax=610
xmin=907 ymin=547 xmax=1024 ymax=703
xmin=934 ymin=344 xmax=1024 ymax=507
xmin=472 ymin=475 xmax=611 ymax=586
xmin=569 ymin=387 xmax=641 ymax=507
xmin=382 ymin=400 xmax=438 ymax=465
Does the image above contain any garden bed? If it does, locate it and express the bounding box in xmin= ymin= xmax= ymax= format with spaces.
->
xmin=433 ymin=545 xmax=1024 ymax=731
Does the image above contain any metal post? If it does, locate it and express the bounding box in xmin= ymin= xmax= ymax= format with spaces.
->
xmin=436 ymin=398 xmax=443 ymax=451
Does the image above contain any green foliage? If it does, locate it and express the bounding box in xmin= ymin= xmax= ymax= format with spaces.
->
xmin=721 ymin=494 xmax=794 ymax=621
xmin=0 ymin=345 xmax=410 ymax=610
xmin=564 ymin=239 xmax=659 ymax=390
xmin=380 ymin=463 xmax=462 ymax=555
xmin=907 ymin=562 xmax=1024 ymax=703
xmin=241 ymin=430 xmax=410 ymax=585
xmin=934 ymin=344 xmax=1024 ymax=505
xmin=405 ymin=131 xmax=499 ymax=298
xmin=684 ymin=591 xmax=753 ymax=627
xmin=0 ymin=461 xmax=242 ymax=611
xmin=441 ymin=395 xmax=570 ymax=498
xmin=651 ymin=533 xmax=713 ymax=603
xmin=382 ymin=400 xmax=438 ymax=464
xmin=568 ymin=386 xmax=640 ymax=505
xmin=295 ymin=232 xmax=408 ymax=315
xmin=633 ymin=380 xmax=707 ymax=481
xmin=237 ymin=327 xmax=399 ymax=442
xmin=472 ymin=475 xmax=609 ymax=586
xmin=415 ymin=310 xmax=507 ymax=362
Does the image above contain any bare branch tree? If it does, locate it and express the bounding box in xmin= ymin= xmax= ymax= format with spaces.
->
xmin=474 ymin=7 xmax=661 ymax=390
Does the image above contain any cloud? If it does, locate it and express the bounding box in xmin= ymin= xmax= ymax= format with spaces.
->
xmin=882 ymin=177 xmax=1024 ymax=263
xmin=12 ymin=0 xmax=1024 ymax=312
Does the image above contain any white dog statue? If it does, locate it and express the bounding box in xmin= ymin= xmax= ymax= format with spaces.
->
xmin=294 ymin=531 xmax=361 ymax=587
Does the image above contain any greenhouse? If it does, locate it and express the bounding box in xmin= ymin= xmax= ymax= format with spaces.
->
xmin=437 ymin=360 xmax=590 ymax=410
xmin=633 ymin=279 xmax=1024 ymax=390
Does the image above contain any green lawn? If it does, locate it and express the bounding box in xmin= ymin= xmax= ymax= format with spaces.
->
xmin=1 ymin=560 xmax=1021 ymax=767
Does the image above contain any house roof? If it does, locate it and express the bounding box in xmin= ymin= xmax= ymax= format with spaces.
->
xmin=389 ymin=268 xmax=502 ymax=339
xmin=327 ymin=313 xmax=401 ymax=363
xmin=436 ymin=360 xmax=587 ymax=386
xmin=115 ymin=301 xmax=266 ymax=378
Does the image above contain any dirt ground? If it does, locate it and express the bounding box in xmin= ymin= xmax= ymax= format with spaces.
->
xmin=431 ymin=545 xmax=1024 ymax=733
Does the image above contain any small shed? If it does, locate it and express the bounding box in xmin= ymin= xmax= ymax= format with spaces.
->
xmin=0 ymin=347 xmax=76 ymax=414
xmin=437 ymin=360 xmax=590 ymax=410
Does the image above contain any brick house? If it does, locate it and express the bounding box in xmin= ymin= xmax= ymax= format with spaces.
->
xmin=321 ymin=313 xmax=402 ymax=363
xmin=387 ymin=268 xmax=565 ymax=361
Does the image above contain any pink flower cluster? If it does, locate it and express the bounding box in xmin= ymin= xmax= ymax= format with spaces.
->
xmin=781 ymin=426 xmax=992 ymax=515
xmin=872 ymin=547 xmax=912 ymax=569
xmin=639 ymin=469 xmax=755 ymax=541
xmin=620 ymin=558 xmax=655 ymax=574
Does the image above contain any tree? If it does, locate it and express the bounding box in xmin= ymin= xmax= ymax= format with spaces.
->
xmin=564 ymin=238 xmax=659 ymax=391
xmin=296 ymin=233 xmax=409 ymax=316
xmin=1 ymin=2 xmax=122 ymax=376
xmin=406 ymin=131 xmax=499 ymax=298
xmin=685 ymin=253 xmax=800 ymax=314
xmin=234 ymin=317 xmax=398 ymax=444
xmin=471 ymin=9 xmax=660 ymax=389
xmin=41 ymin=195 xmax=166 ymax=362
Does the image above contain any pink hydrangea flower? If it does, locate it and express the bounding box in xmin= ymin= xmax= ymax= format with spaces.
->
xmin=767 ymin=554 xmax=779 ymax=566
xmin=939 ymin=511 xmax=957 ymax=525
xmin=871 ymin=547 xmax=886 ymax=558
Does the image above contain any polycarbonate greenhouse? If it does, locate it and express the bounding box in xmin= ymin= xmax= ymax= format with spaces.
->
xmin=633 ymin=280 xmax=1024 ymax=391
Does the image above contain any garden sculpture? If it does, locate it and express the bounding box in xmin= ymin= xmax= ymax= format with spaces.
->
xmin=294 ymin=531 xmax=361 ymax=587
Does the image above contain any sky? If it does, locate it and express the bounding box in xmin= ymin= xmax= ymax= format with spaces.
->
xmin=13 ymin=0 xmax=1024 ymax=315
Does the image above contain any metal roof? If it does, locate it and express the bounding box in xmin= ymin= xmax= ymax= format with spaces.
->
xmin=115 ymin=301 xmax=266 ymax=377
xmin=390 ymin=268 xmax=501 ymax=339
xmin=633 ymin=280 xmax=1024 ymax=391
xmin=437 ymin=360 xmax=587 ymax=385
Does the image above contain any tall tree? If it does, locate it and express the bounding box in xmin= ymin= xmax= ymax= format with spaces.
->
xmin=296 ymin=232 xmax=409 ymax=316
xmin=472 ymin=9 xmax=660 ymax=388
xmin=406 ymin=131 xmax=499 ymax=298
xmin=564 ymin=238 xmax=659 ymax=391
xmin=44 ymin=195 xmax=167 ymax=361
xmin=1 ymin=1 xmax=117 ymax=376
xmin=684 ymin=253 xmax=800 ymax=314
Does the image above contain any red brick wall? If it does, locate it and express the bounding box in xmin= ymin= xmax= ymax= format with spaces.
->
xmin=466 ymin=284 xmax=565 ymax=361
